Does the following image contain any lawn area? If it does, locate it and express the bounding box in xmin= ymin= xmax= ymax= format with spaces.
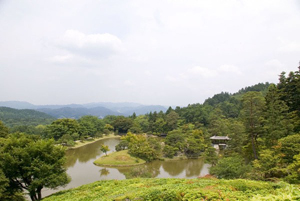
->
xmin=43 ymin=178 xmax=300 ymax=201
xmin=94 ymin=150 xmax=146 ymax=167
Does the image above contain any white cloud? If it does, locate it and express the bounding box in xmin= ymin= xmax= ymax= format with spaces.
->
xmin=165 ymin=75 xmax=178 ymax=82
xmin=124 ymin=80 xmax=135 ymax=86
xmin=218 ymin=65 xmax=242 ymax=75
xmin=278 ymin=39 xmax=300 ymax=52
xmin=265 ymin=59 xmax=285 ymax=68
xmin=57 ymin=30 xmax=124 ymax=58
xmin=187 ymin=66 xmax=217 ymax=78
xmin=50 ymin=54 xmax=74 ymax=63
xmin=145 ymin=70 xmax=152 ymax=76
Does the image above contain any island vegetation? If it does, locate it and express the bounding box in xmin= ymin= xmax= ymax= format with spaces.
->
xmin=0 ymin=66 xmax=300 ymax=200
xmin=94 ymin=150 xmax=146 ymax=167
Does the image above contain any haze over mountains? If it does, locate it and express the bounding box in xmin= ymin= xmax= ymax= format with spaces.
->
xmin=0 ymin=101 xmax=167 ymax=119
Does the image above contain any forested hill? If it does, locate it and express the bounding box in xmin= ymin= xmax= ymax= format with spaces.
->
xmin=203 ymin=82 xmax=271 ymax=107
xmin=0 ymin=107 xmax=55 ymax=127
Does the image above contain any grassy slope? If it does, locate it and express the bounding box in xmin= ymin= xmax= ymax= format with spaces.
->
xmin=43 ymin=178 xmax=300 ymax=201
xmin=94 ymin=150 xmax=146 ymax=167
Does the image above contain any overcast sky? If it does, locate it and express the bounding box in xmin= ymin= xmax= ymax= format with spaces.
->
xmin=0 ymin=0 xmax=300 ymax=107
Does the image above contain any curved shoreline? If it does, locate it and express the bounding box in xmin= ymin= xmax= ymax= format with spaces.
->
xmin=67 ymin=134 xmax=121 ymax=150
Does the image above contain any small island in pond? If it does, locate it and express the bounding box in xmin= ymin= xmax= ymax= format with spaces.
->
xmin=94 ymin=150 xmax=146 ymax=167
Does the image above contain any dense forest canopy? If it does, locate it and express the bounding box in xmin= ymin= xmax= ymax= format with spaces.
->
xmin=0 ymin=65 xmax=300 ymax=200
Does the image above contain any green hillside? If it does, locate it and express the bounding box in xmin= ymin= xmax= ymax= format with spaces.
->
xmin=43 ymin=178 xmax=300 ymax=201
xmin=0 ymin=107 xmax=55 ymax=127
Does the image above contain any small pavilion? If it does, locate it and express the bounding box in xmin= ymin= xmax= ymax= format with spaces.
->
xmin=210 ymin=136 xmax=230 ymax=150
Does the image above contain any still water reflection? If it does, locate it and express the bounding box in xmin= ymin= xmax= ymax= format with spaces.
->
xmin=43 ymin=138 xmax=210 ymax=197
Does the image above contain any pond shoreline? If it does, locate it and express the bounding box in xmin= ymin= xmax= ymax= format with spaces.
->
xmin=67 ymin=134 xmax=121 ymax=150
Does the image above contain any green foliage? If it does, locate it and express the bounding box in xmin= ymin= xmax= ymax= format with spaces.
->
xmin=234 ymin=82 xmax=271 ymax=97
xmin=112 ymin=116 xmax=133 ymax=133
xmin=163 ymin=145 xmax=179 ymax=158
xmin=0 ymin=107 xmax=55 ymax=128
xmin=279 ymin=134 xmax=300 ymax=163
xmin=78 ymin=115 xmax=104 ymax=137
xmin=204 ymin=92 xmax=231 ymax=106
xmin=165 ymin=130 xmax=185 ymax=151
xmin=241 ymin=91 xmax=265 ymax=160
xmin=184 ymin=131 xmax=205 ymax=158
xmin=0 ymin=169 xmax=8 ymax=200
xmin=46 ymin=118 xmax=80 ymax=141
xmin=263 ymin=84 xmax=294 ymax=146
xmin=252 ymin=149 xmax=286 ymax=180
xmin=115 ymin=140 xmax=129 ymax=151
xmin=166 ymin=111 xmax=179 ymax=131
xmin=0 ymin=121 xmax=9 ymax=138
xmin=43 ymin=178 xmax=300 ymax=201
xmin=100 ymin=145 xmax=110 ymax=156
xmin=285 ymin=154 xmax=300 ymax=184
xmin=277 ymin=67 xmax=300 ymax=130
xmin=204 ymin=147 xmax=218 ymax=166
xmin=210 ymin=155 xmax=252 ymax=179
xmin=0 ymin=133 xmax=70 ymax=201
xmin=122 ymin=132 xmax=161 ymax=162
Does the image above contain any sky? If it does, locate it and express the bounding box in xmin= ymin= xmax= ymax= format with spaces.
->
xmin=0 ymin=0 xmax=300 ymax=107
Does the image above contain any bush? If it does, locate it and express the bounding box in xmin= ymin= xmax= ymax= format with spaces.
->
xmin=163 ymin=145 xmax=178 ymax=158
xmin=210 ymin=155 xmax=252 ymax=179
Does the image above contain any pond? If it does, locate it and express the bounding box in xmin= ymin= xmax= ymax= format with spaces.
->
xmin=42 ymin=137 xmax=211 ymax=197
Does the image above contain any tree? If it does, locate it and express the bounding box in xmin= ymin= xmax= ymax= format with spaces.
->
xmin=279 ymin=134 xmax=300 ymax=163
xmin=0 ymin=169 xmax=9 ymax=200
xmin=164 ymin=130 xmax=185 ymax=152
xmin=165 ymin=111 xmax=179 ymax=131
xmin=241 ymin=92 xmax=265 ymax=160
xmin=112 ymin=116 xmax=133 ymax=133
xmin=285 ymin=154 xmax=300 ymax=184
xmin=163 ymin=145 xmax=178 ymax=158
xmin=184 ymin=130 xmax=205 ymax=158
xmin=0 ymin=133 xmax=70 ymax=201
xmin=210 ymin=156 xmax=251 ymax=179
xmin=0 ymin=121 xmax=9 ymax=138
xmin=263 ymin=84 xmax=294 ymax=146
xmin=277 ymin=66 xmax=300 ymax=131
xmin=122 ymin=132 xmax=160 ymax=162
xmin=252 ymin=149 xmax=286 ymax=180
xmin=132 ymin=115 xmax=149 ymax=133
xmin=46 ymin=118 xmax=80 ymax=141
xmin=78 ymin=116 xmax=104 ymax=137
xmin=223 ymin=120 xmax=246 ymax=156
xmin=100 ymin=145 xmax=110 ymax=156
xmin=204 ymin=147 xmax=218 ymax=166
xmin=115 ymin=140 xmax=129 ymax=151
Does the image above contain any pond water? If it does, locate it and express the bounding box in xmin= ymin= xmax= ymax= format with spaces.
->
xmin=42 ymin=137 xmax=211 ymax=197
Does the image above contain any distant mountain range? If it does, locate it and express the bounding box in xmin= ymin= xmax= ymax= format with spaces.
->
xmin=0 ymin=101 xmax=167 ymax=119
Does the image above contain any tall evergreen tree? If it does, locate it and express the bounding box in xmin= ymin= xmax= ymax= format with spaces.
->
xmin=241 ymin=92 xmax=265 ymax=160
xmin=263 ymin=84 xmax=294 ymax=146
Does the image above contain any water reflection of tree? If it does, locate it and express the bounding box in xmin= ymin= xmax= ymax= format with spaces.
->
xmin=100 ymin=168 xmax=110 ymax=176
xmin=64 ymin=150 xmax=78 ymax=168
xmin=185 ymin=159 xmax=204 ymax=177
xmin=117 ymin=162 xmax=161 ymax=179
xmin=162 ymin=160 xmax=186 ymax=176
